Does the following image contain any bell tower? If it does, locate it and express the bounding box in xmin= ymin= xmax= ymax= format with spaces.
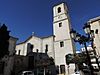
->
xmin=53 ymin=3 xmax=75 ymax=74
xmin=53 ymin=2 xmax=71 ymax=41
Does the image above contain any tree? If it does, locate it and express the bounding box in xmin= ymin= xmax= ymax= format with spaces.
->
xmin=65 ymin=54 xmax=74 ymax=65
xmin=0 ymin=24 xmax=10 ymax=59
xmin=66 ymin=53 xmax=87 ymax=70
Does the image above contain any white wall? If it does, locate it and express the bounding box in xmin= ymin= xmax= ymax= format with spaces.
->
xmin=16 ymin=43 xmax=25 ymax=55
xmin=42 ymin=36 xmax=54 ymax=58
xmin=26 ymin=36 xmax=42 ymax=53
xmin=16 ymin=36 xmax=55 ymax=57
xmin=53 ymin=19 xmax=71 ymax=41
xmin=16 ymin=36 xmax=42 ymax=56
xmin=54 ymin=39 xmax=73 ymax=65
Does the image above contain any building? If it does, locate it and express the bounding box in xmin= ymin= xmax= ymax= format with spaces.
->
xmin=1 ymin=36 xmax=18 ymax=75
xmin=12 ymin=51 xmax=56 ymax=75
xmin=88 ymin=16 xmax=100 ymax=56
xmin=16 ymin=2 xmax=75 ymax=75
xmin=81 ymin=45 xmax=100 ymax=73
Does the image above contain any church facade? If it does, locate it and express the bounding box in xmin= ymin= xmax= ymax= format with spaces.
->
xmin=16 ymin=3 xmax=75 ymax=75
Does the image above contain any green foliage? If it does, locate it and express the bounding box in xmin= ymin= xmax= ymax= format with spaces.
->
xmin=74 ymin=53 xmax=87 ymax=64
xmin=0 ymin=24 xmax=10 ymax=59
xmin=65 ymin=53 xmax=87 ymax=65
xmin=66 ymin=53 xmax=87 ymax=70
xmin=65 ymin=54 xmax=74 ymax=65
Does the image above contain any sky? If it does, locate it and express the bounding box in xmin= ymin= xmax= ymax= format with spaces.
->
xmin=0 ymin=0 xmax=100 ymax=45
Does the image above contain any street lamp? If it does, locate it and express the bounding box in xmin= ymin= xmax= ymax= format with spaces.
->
xmin=70 ymin=29 xmax=81 ymax=42
xmin=83 ymin=23 xmax=91 ymax=34
xmin=70 ymin=28 xmax=94 ymax=75
xmin=70 ymin=29 xmax=76 ymax=39
xmin=83 ymin=23 xmax=95 ymax=40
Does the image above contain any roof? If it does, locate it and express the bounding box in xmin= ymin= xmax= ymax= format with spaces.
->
xmin=17 ymin=35 xmax=40 ymax=45
xmin=17 ymin=35 xmax=54 ymax=45
xmin=88 ymin=16 xmax=100 ymax=23
xmin=41 ymin=35 xmax=54 ymax=39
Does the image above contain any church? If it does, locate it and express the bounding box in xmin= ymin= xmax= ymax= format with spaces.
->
xmin=16 ymin=2 xmax=75 ymax=75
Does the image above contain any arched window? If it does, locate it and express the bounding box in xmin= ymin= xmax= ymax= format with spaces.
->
xmin=46 ymin=44 xmax=48 ymax=50
xmin=58 ymin=7 xmax=61 ymax=13
xmin=27 ymin=43 xmax=34 ymax=55
xmin=45 ymin=44 xmax=48 ymax=53
xmin=59 ymin=22 xmax=62 ymax=27
xmin=27 ymin=43 xmax=34 ymax=50
xmin=95 ymin=29 xmax=98 ymax=34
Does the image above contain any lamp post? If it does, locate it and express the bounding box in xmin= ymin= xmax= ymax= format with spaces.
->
xmin=70 ymin=23 xmax=94 ymax=75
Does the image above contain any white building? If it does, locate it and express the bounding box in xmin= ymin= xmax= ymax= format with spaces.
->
xmin=88 ymin=16 xmax=100 ymax=56
xmin=16 ymin=2 xmax=75 ymax=75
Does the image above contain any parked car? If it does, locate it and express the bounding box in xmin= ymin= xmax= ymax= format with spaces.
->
xmin=21 ymin=71 xmax=34 ymax=75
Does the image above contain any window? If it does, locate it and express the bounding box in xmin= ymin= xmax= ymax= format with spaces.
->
xmin=45 ymin=44 xmax=48 ymax=53
xmin=56 ymin=65 xmax=59 ymax=74
xmin=27 ymin=43 xmax=34 ymax=50
xmin=59 ymin=22 xmax=62 ymax=27
xmin=58 ymin=7 xmax=61 ymax=13
xmin=46 ymin=44 xmax=48 ymax=50
xmin=27 ymin=43 xmax=34 ymax=54
xmin=95 ymin=29 xmax=98 ymax=34
xmin=30 ymin=44 xmax=34 ymax=50
xmin=18 ymin=50 xmax=21 ymax=55
xmin=60 ymin=65 xmax=65 ymax=74
xmin=60 ymin=41 xmax=64 ymax=47
xmin=36 ymin=49 xmax=39 ymax=53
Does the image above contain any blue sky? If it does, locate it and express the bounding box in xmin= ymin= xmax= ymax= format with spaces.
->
xmin=0 ymin=0 xmax=100 ymax=45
